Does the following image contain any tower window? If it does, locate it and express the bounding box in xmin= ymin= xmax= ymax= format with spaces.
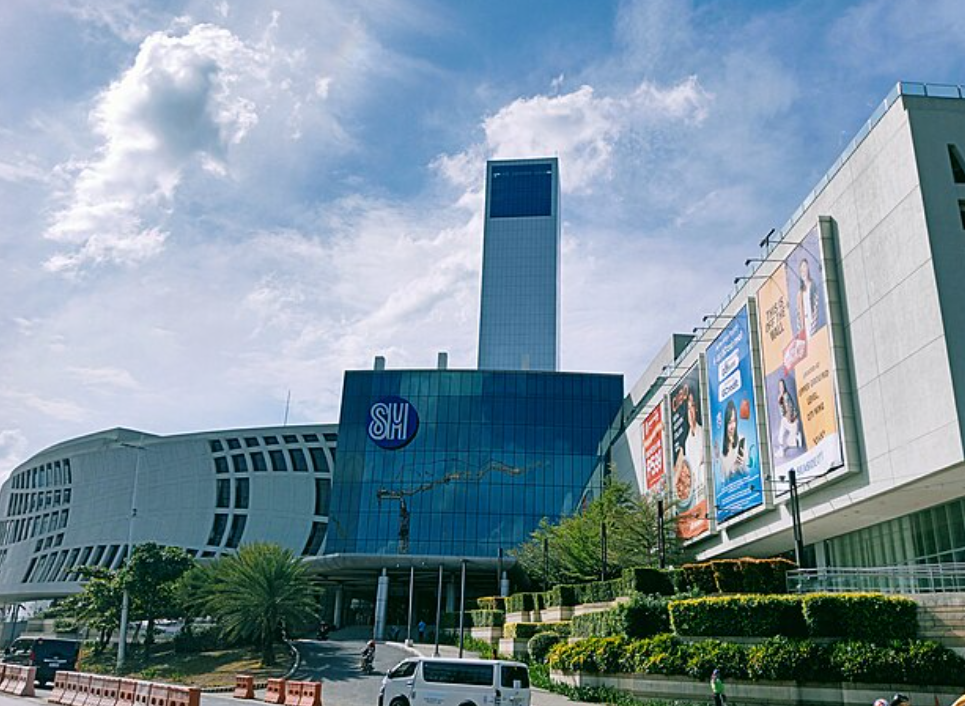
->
xmin=949 ymin=145 xmax=965 ymax=183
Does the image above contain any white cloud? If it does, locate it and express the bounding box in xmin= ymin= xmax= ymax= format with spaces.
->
xmin=68 ymin=366 xmax=141 ymax=391
xmin=440 ymin=78 xmax=710 ymax=195
xmin=0 ymin=430 xmax=29 ymax=484
xmin=44 ymin=23 xmax=266 ymax=272
xmin=2 ymin=391 xmax=88 ymax=424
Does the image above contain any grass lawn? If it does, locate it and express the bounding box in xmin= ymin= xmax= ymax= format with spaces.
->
xmin=78 ymin=644 xmax=293 ymax=688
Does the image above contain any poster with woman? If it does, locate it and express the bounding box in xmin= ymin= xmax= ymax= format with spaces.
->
xmin=642 ymin=405 xmax=665 ymax=495
xmin=707 ymin=306 xmax=764 ymax=523
xmin=757 ymin=226 xmax=843 ymax=484
xmin=670 ymin=365 xmax=709 ymax=539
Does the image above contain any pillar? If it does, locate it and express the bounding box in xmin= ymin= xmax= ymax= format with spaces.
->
xmin=333 ymin=584 xmax=344 ymax=629
xmin=500 ymin=571 xmax=510 ymax=597
xmin=445 ymin=574 xmax=456 ymax=614
xmin=374 ymin=569 xmax=389 ymax=641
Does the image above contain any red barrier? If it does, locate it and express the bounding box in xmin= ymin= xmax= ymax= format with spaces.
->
xmin=233 ymin=674 xmax=255 ymax=700
xmin=86 ymin=675 xmax=105 ymax=706
xmin=284 ymin=680 xmax=302 ymax=706
xmin=0 ymin=664 xmax=14 ymax=693
xmin=116 ymin=679 xmax=138 ymax=706
xmin=97 ymin=676 xmax=121 ymax=706
xmin=264 ymin=679 xmax=286 ymax=705
xmin=50 ymin=670 xmax=71 ymax=704
xmin=148 ymin=684 xmax=169 ymax=706
xmin=68 ymin=673 xmax=93 ymax=706
xmin=7 ymin=665 xmax=37 ymax=697
xmin=166 ymin=685 xmax=200 ymax=706
xmin=133 ymin=680 xmax=154 ymax=706
xmin=296 ymin=682 xmax=321 ymax=706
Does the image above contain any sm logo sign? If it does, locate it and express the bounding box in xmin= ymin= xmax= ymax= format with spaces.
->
xmin=367 ymin=396 xmax=419 ymax=450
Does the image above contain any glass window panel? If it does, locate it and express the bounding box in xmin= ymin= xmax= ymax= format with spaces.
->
xmin=270 ymin=450 xmax=288 ymax=472
xmin=231 ymin=454 xmax=248 ymax=473
xmin=250 ymin=451 xmax=268 ymax=472
xmin=225 ymin=515 xmax=247 ymax=548
xmin=235 ymin=478 xmax=250 ymax=509
xmin=216 ymin=480 xmax=230 ymax=508
xmin=214 ymin=457 xmax=229 ymax=474
xmin=289 ymin=449 xmax=309 ymax=472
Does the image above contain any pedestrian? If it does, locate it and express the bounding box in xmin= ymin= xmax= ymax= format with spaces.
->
xmin=418 ymin=620 xmax=426 ymax=643
xmin=890 ymin=695 xmax=910 ymax=706
xmin=711 ymin=668 xmax=726 ymax=706
xmin=873 ymin=699 xmax=887 ymax=706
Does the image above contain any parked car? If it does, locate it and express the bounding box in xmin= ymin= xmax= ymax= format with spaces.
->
xmin=379 ymin=657 xmax=530 ymax=706
xmin=2 ymin=636 xmax=80 ymax=686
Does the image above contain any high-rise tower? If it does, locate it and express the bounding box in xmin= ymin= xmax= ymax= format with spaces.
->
xmin=477 ymin=157 xmax=560 ymax=371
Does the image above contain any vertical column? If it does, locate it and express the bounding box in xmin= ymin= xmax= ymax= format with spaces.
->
xmin=374 ymin=569 xmax=389 ymax=641
xmin=500 ymin=571 xmax=509 ymax=597
xmin=445 ymin=575 xmax=456 ymax=613
xmin=333 ymin=584 xmax=344 ymax=629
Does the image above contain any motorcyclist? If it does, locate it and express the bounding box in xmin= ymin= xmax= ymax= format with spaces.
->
xmin=360 ymin=639 xmax=376 ymax=673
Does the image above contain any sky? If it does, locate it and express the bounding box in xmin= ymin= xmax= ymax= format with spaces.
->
xmin=3 ymin=0 xmax=965 ymax=479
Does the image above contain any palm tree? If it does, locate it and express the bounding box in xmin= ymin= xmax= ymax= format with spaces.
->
xmin=204 ymin=543 xmax=318 ymax=665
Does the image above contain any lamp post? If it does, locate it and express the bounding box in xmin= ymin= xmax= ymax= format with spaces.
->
xmin=657 ymin=498 xmax=666 ymax=569
xmin=457 ymin=559 xmax=467 ymax=658
xmin=433 ymin=565 xmax=443 ymax=657
xmin=116 ymin=440 xmax=144 ymax=671
xmin=788 ymin=469 xmax=806 ymax=568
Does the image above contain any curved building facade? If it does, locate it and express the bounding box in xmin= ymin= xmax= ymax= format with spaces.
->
xmin=0 ymin=424 xmax=336 ymax=601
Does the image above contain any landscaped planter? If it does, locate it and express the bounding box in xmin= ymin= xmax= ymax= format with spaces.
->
xmin=470 ymin=626 xmax=502 ymax=642
xmin=572 ymin=597 xmax=627 ymax=617
xmin=497 ymin=638 xmax=530 ymax=658
xmin=551 ymin=670 xmax=962 ymax=706
xmin=505 ymin=611 xmax=531 ymax=624
xmin=541 ymin=605 xmax=573 ymax=622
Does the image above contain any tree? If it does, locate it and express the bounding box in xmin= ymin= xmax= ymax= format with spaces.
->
xmin=202 ymin=543 xmax=318 ymax=666
xmin=62 ymin=566 xmax=123 ymax=653
xmin=513 ymin=480 xmax=684 ymax=586
xmin=121 ymin=543 xmax=195 ymax=657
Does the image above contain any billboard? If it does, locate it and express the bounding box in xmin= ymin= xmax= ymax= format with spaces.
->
xmin=707 ymin=306 xmax=764 ymax=523
xmin=669 ymin=366 xmax=710 ymax=539
xmin=757 ymin=226 xmax=843 ymax=484
xmin=642 ymin=405 xmax=665 ymax=494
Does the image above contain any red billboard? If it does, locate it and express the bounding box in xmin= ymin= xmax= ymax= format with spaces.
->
xmin=643 ymin=405 xmax=665 ymax=494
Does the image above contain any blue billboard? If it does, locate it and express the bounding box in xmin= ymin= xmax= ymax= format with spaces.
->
xmin=707 ymin=306 xmax=764 ymax=522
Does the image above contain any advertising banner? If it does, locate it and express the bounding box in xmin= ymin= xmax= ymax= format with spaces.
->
xmin=642 ymin=405 xmax=665 ymax=494
xmin=707 ymin=306 xmax=764 ymax=523
xmin=757 ymin=226 xmax=843 ymax=483
xmin=670 ymin=366 xmax=710 ymax=539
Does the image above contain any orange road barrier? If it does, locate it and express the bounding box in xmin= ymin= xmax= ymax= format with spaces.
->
xmin=264 ymin=680 xmax=286 ymax=705
xmin=284 ymin=680 xmax=302 ymax=706
xmin=116 ymin=679 xmax=138 ymax=706
xmin=166 ymin=685 xmax=201 ymax=706
xmin=296 ymin=681 xmax=321 ymax=706
xmin=0 ymin=664 xmax=14 ymax=693
xmin=3 ymin=665 xmax=37 ymax=698
xmin=98 ymin=676 xmax=121 ymax=706
xmin=233 ymin=675 xmax=256 ymax=700
xmin=69 ymin=673 xmax=93 ymax=706
xmin=50 ymin=670 xmax=71 ymax=704
xmin=148 ymin=683 xmax=169 ymax=706
xmin=134 ymin=680 xmax=154 ymax=706
xmin=86 ymin=675 xmax=105 ymax=706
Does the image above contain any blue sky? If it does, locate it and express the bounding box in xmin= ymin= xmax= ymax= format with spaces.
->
xmin=2 ymin=0 xmax=965 ymax=476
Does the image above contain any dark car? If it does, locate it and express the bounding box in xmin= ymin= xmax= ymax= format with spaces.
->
xmin=2 ymin=637 xmax=80 ymax=686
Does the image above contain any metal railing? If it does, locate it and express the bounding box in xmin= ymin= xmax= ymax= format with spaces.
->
xmin=787 ymin=563 xmax=965 ymax=594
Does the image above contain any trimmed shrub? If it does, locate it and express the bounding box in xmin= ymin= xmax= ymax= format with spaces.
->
xmin=528 ymin=631 xmax=564 ymax=663
xmin=548 ymin=636 xmax=628 ymax=673
xmin=747 ymin=636 xmax=834 ymax=682
xmin=622 ymin=567 xmax=675 ymax=596
xmin=545 ymin=584 xmax=578 ymax=607
xmin=829 ymin=639 xmax=965 ymax=687
xmin=802 ymin=592 xmax=917 ymax=640
xmin=469 ymin=609 xmax=504 ymax=627
xmin=573 ymin=577 xmax=631 ymax=604
xmin=677 ymin=558 xmax=795 ymax=594
xmin=572 ymin=594 xmax=671 ymax=639
xmin=476 ymin=596 xmax=506 ymax=611
xmin=684 ymin=639 xmax=749 ymax=680
xmin=627 ymin=633 xmax=688 ymax=676
xmin=899 ymin=639 xmax=965 ymax=687
xmin=503 ymin=622 xmax=541 ymax=639
xmin=506 ymin=591 xmax=544 ymax=614
xmin=669 ymin=594 xmax=806 ymax=638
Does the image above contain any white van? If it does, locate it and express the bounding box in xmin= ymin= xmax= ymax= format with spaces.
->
xmin=379 ymin=657 xmax=531 ymax=706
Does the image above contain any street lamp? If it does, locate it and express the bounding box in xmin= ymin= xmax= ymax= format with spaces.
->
xmin=116 ymin=439 xmax=145 ymax=671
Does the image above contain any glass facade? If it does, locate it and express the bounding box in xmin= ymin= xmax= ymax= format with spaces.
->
xmin=328 ymin=369 xmax=623 ymax=558
xmin=478 ymin=158 xmax=560 ymax=372
xmin=825 ymin=496 xmax=965 ymax=566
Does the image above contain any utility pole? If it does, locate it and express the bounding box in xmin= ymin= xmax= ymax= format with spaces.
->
xmin=433 ymin=565 xmax=443 ymax=657
xmin=542 ymin=537 xmax=549 ymax=591
xmin=457 ymin=559 xmax=467 ymax=658
xmin=657 ymin=498 xmax=666 ymax=569
xmin=406 ymin=566 xmax=415 ymax=646
xmin=788 ymin=469 xmax=806 ymax=568
xmin=116 ymin=440 xmax=144 ymax=672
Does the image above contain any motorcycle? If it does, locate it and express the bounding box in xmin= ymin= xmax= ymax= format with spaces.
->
xmin=360 ymin=647 xmax=375 ymax=675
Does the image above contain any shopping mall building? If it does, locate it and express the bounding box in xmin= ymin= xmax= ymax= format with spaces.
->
xmin=1 ymin=84 xmax=965 ymax=626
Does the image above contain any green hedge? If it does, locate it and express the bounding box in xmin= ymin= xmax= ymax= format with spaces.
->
xmin=548 ymin=635 xmax=965 ymax=687
xmin=801 ymin=592 xmax=917 ymax=640
xmin=476 ymin=596 xmax=506 ymax=611
xmin=573 ymin=577 xmax=631 ymax=604
xmin=506 ymin=591 xmax=544 ymax=613
xmin=528 ymin=632 xmax=564 ymax=664
xmin=669 ymin=593 xmax=918 ymax=640
xmin=469 ymin=609 xmax=504 ymax=627
xmin=503 ymin=622 xmax=542 ymax=639
xmin=571 ymin=594 xmax=670 ymax=639
xmin=669 ymin=595 xmax=806 ymax=638
xmin=544 ymin=584 xmax=579 ymax=607
xmin=621 ymin=567 xmax=675 ymax=596
xmin=677 ymin=558 xmax=795 ymax=594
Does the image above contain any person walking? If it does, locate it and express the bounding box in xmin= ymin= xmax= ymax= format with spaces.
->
xmin=711 ymin=668 xmax=726 ymax=706
xmin=418 ymin=620 xmax=426 ymax=643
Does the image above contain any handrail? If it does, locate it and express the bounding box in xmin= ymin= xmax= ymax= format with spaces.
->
xmin=787 ymin=563 xmax=965 ymax=594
